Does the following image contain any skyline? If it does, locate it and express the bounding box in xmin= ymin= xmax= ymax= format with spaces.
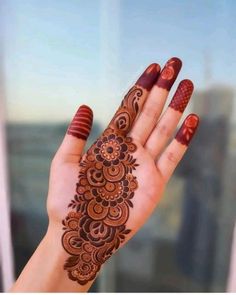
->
xmin=1 ymin=0 xmax=236 ymax=124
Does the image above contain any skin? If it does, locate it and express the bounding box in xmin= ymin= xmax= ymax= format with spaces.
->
xmin=10 ymin=57 xmax=199 ymax=292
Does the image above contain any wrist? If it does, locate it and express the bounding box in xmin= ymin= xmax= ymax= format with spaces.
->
xmin=11 ymin=221 xmax=94 ymax=292
xmin=45 ymin=221 xmax=99 ymax=291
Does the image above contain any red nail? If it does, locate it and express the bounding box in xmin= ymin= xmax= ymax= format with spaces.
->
xmin=136 ymin=63 xmax=160 ymax=91
xmin=67 ymin=105 xmax=93 ymax=140
xmin=175 ymin=114 xmax=199 ymax=146
xmin=156 ymin=57 xmax=182 ymax=91
xmin=169 ymin=79 xmax=194 ymax=113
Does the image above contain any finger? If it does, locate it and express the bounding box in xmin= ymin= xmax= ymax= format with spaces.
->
xmin=130 ymin=57 xmax=182 ymax=144
xmin=108 ymin=63 xmax=160 ymax=135
xmin=145 ymin=79 xmax=194 ymax=159
xmin=157 ymin=114 xmax=199 ymax=183
xmin=56 ymin=105 xmax=93 ymax=162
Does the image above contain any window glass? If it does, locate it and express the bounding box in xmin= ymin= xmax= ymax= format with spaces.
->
xmin=2 ymin=0 xmax=236 ymax=292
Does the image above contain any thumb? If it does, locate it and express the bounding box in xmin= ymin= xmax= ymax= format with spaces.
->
xmin=56 ymin=104 xmax=93 ymax=163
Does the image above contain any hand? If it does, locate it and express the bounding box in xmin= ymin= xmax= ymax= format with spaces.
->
xmin=47 ymin=57 xmax=199 ymax=287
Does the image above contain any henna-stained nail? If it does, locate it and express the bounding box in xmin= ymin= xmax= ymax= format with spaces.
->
xmin=169 ymin=79 xmax=194 ymax=113
xmin=136 ymin=63 xmax=160 ymax=91
xmin=67 ymin=105 xmax=93 ymax=140
xmin=156 ymin=57 xmax=182 ymax=91
xmin=175 ymin=114 xmax=199 ymax=146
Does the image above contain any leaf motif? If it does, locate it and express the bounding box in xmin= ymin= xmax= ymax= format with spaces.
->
xmin=115 ymin=238 xmax=120 ymax=249
xmin=125 ymin=154 xmax=138 ymax=172
xmin=123 ymin=229 xmax=131 ymax=235
xmin=64 ymin=255 xmax=79 ymax=268
xmin=127 ymin=199 xmax=133 ymax=207
xmin=129 ymin=192 xmax=134 ymax=199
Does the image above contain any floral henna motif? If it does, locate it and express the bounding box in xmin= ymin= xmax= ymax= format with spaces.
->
xmin=175 ymin=114 xmax=199 ymax=146
xmin=156 ymin=57 xmax=182 ymax=91
xmin=62 ymin=87 xmax=143 ymax=285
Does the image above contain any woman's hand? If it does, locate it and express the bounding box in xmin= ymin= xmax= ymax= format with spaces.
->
xmin=11 ymin=57 xmax=199 ymax=292
xmin=48 ymin=57 xmax=199 ymax=286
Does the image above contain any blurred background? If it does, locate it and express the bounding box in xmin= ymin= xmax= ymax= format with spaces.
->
xmin=0 ymin=0 xmax=236 ymax=292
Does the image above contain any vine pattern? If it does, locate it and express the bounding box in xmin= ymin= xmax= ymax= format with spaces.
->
xmin=62 ymin=86 xmax=143 ymax=285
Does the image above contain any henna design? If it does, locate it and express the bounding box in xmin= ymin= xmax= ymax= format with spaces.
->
xmin=136 ymin=63 xmax=160 ymax=91
xmin=175 ymin=114 xmax=199 ymax=146
xmin=169 ymin=79 xmax=194 ymax=113
xmin=62 ymin=87 xmax=143 ymax=285
xmin=67 ymin=105 xmax=93 ymax=140
xmin=156 ymin=57 xmax=182 ymax=91
xmin=109 ymin=86 xmax=144 ymax=135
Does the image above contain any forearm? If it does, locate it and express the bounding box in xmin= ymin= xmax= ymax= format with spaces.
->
xmin=10 ymin=224 xmax=96 ymax=292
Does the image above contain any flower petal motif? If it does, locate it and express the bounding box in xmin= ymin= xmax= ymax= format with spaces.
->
xmin=62 ymin=87 xmax=142 ymax=285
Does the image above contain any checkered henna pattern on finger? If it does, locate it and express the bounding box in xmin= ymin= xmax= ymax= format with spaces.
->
xmin=169 ymin=79 xmax=194 ymax=113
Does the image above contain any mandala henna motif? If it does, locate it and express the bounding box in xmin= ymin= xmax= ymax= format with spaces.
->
xmin=62 ymin=87 xmax=142 ymax=285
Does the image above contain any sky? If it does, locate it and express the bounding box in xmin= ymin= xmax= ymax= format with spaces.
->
xmin=1 ymin=0 xmax=236 ymax=124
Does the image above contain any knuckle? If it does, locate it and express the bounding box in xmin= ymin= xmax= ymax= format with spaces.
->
xmin=156 ymin=123 xmax=172 ymax=138
xmin=165 ymin=151 xmax=178 ymax=165
xmin=142 ymin=104 xmax=158 ymax=118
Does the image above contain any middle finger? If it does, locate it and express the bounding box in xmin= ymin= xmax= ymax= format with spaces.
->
xmin=129 ymin=57 xmax=182 ymax=145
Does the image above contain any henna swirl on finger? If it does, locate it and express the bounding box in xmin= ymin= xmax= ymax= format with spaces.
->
xmin=62 ymin=87 xmax=140 ymax=285
xmin=109 ymin=86 xmax=143 ymax=134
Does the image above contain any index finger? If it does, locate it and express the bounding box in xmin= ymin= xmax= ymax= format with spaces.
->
xmin=108 ymin=63 xmax=160 ymax=135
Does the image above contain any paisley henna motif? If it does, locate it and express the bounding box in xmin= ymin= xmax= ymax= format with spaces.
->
xmin=109 ymin=86 xmax=143 ymax=135
xmin=62 ymin=87 xmax=142 ymax=285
